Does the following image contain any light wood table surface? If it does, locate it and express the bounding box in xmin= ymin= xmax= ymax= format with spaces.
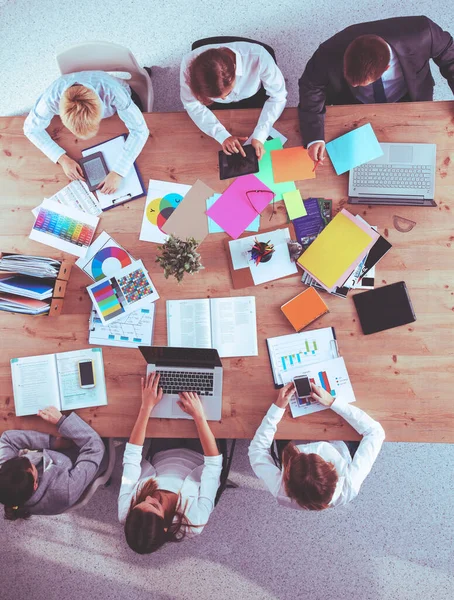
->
xmin=0 ymin=102 xmax=453 ymax=442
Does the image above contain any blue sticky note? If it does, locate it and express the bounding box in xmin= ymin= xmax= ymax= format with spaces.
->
xmin=206 ymin=194 xmax=259 ymax=233
xmin=326 ymin=123 xmax=384 ymax=175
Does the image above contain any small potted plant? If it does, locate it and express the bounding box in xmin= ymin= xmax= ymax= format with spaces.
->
xmin=156 ymin=234 xmax=204 ymax=283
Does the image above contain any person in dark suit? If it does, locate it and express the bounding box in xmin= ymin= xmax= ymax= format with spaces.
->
xmin=298 ymin=16 xmax=454 ymax=164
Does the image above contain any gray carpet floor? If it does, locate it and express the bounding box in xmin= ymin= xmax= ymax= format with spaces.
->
xmin=1 ymin=1 xmax=453 ymax=599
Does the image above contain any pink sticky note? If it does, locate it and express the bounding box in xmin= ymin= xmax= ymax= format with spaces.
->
xmin=205 ymin=174 xmax=273 ymax=239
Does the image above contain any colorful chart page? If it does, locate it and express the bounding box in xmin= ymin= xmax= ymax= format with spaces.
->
xmin=29 ymin=198 xmax=99 ymax=258
xmin=140 ymin=180 xmax=191 ymax=244
xmin=87 ymin=260 xmax=159 ymax=325
xmin=76 ymin=231 xmax=134 ymax=281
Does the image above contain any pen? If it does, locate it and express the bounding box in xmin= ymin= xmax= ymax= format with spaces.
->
xmin=312 ymin=160 xmax=323 ymax=172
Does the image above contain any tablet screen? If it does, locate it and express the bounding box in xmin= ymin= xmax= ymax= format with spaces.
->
xmin=83 ymin=156 xmax=108 ymax=187
xmin=218 ymin=145 xmax=259 ymax=180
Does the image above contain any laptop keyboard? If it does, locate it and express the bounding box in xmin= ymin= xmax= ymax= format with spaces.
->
xmin=352 ymin=164 xmax=432 ymax=190
xmin=156 ymin=370 xmax=214 ymax=396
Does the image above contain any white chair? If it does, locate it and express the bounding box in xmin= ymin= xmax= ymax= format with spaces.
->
xmin=68 ymin=438 xmax=116 ymax=511
xmin=56 ymin=41 xmax=154 ymax=112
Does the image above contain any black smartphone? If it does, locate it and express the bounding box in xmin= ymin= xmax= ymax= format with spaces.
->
xmin=293 ymin=375 xmax=311 ymax=399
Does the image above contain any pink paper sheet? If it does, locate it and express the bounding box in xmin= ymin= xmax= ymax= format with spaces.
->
xmin=205 ymin=174 xmax=272 ymax=239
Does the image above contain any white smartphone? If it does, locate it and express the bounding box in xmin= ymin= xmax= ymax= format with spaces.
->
xmin=78 ymin=360 xmax=96 ymax=389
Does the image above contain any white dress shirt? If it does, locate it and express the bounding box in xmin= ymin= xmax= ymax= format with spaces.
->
xmin=23 ymin=71 xmax=149 ymax=178
xmin=308 ymin=43 xmax=407 ymax=148
xmin=180 ymin=42 xmax=287 ymax=144
xmin=118 ymin=443 xmax=222 ymax=536
xmin=248 ymin=400 xmax=385 ymax=509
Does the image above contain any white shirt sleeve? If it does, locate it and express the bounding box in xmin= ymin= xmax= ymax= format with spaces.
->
xmin=23 ymin=91 xmax=66 ymax=164
xmin=111 ymin=85 xmax=149 ymax=177
xmin=248 ymin=403 xmax=285 ymax=497
xmin=251 ymin=49 xmax=288 ymax=143
xmin=187 ymin=454 xmax=223 ymax=534
xmin=179 ymin=58 xmax=231 ymax=145
xmin=118 ymin=442 xmax=144 ymax=523
xmin=306 ymin=139 xmax=325 ymax=148
xmin=330 ymin=399 xmax=385 ymax=500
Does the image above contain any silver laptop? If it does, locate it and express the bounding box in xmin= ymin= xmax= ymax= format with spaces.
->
xmin=348 ymin=142 xmax=436 ymax=206
xmin=139 ymin=346 xmax=223 ymax=420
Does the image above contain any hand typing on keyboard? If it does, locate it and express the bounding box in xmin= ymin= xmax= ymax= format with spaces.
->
xmin=177 ymin=392 xmax=206 ymax=422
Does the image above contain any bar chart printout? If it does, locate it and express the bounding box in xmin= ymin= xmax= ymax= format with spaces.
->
xmin=266 ymin=327 xmax=338 ymax=385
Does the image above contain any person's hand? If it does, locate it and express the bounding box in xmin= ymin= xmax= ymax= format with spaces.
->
xmin=222 ymin=136 xmax=248 ymax=157
xmin=251 ymin=138 xmax=265 ymax=160
xmin=38 ymin=406 xmax=63 ymax=425
xmin=141 ymin=372 xmax=163 ymax=414
xmin=57 ymin=154 xmax=85 ymax=181
xmin=310 ymin=383 xmax=335 ymax=407
xmin=275 ymin=382 xmax=296 ymax=409
xmin=307 ymin=142 xmax=326 ymax=164
xmin=177 ymin=392 xmax=206 ymax=421
xmin=97 ymin=171 xmax=122 ymax=194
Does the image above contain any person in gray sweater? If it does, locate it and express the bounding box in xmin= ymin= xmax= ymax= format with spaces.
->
xmin=0 ymin=406 xmax=105 ymax=520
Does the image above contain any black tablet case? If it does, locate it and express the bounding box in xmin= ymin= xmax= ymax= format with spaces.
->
xmin=353 ymin=281 xmax=416 ymax=335
xmin=218 ymin=145 xmax=259 ymax=180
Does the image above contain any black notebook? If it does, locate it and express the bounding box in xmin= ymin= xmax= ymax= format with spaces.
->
xmin=218 ymin=145 xmax=259 ymax=180
xmin=353 ymin=281 xmax=416 ymax=335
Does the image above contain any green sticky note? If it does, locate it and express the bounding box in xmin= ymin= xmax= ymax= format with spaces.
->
xmin=283 ymin=190 xmax=307 ymax=220
xmin=256 ymin=138 xmax=297 ymax=202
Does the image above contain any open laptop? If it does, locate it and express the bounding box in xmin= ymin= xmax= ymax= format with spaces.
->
xmin=348 ymin=142 xmax=436 ymax=206
xmin=139 ymin=346 xmax=223 ymax=420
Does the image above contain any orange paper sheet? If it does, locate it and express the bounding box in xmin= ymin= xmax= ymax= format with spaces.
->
xmin=270 ymin=147 xmax=316 ymax=183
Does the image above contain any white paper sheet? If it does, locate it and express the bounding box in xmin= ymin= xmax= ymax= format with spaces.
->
xmin=167 ymin=299 xmax=212 ymax=348
xmin=89 ymin=303 xmax=155 ymax=348
xmin=76 ymin=231 xmax=134 ymax=281
xmin=248 ymin=228 xmax=298 ymax=285
xmin=56 ymin=348 xmax=107 ymax=410
xmin=210 ymin=296 xmax=258 ymax=357
xmin=11 ymin=354 xmax=60 ymax=416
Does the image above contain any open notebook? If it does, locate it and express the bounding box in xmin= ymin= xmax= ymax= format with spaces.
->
xmin=11 ymin=348 xmax=107 ymax=416
xmin=167 ymin=297 xmax=258 ymax=358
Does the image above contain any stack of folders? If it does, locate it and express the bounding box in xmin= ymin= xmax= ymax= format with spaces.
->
xmin=297 ymin=209 xmax=391 ymax=297
xmin=0 ymin=255 xmax=63 ymax=315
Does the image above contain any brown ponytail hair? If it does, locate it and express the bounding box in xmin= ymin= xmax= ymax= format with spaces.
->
xmin=0 ymin=457 xmax=35 ymax=521
xmin=186 ymin=48 xmax=236 ymax=105
xmin=282 ymin=443 xmax=338 ymax=511
xmin=124 ymin=478 xmax=201 ymax=554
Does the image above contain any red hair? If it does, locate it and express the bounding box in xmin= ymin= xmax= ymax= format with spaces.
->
xmin=187 ymin=48 xmax=236 ymax=105
xmin=282 ymin=443 xmax=338 ymax=510
xmin=343 ymin=35 xmax=390 ymax=86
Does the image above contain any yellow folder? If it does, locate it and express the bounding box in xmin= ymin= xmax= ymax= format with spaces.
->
xmin=297 ymin=211 xmax=374 ymax=289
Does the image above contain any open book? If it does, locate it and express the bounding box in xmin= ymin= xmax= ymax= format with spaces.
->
xmin=11 ymin=348 xmax=107 ymax=416
xmin=167 ymin=297 xmax=258 ymax=358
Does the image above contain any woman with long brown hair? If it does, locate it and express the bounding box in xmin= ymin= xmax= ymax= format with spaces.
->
xmin=249 ymin=382 xmax=385 ymax=510
xmin=118 ymin=373 xmax=222 ymax=554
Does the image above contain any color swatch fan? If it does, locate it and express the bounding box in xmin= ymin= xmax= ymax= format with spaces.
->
xmin=76 ymin=231 xmax=134 ymax=281
xmin=87 ymin=260 xmax=159 ymax=325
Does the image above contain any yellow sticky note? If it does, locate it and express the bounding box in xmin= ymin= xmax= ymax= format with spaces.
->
xmin=283 ymin=190 xmax=307 ymax=220
xmin=298 ymin=211 xmax=373 ymax=288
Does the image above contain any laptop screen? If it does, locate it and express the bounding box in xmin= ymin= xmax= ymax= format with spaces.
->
xmin=139 ymin=346 xmax=222 ymax=369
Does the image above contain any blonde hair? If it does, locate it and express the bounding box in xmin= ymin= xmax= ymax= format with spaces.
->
xmin=59 ymin=85 xmax=102 ymax=139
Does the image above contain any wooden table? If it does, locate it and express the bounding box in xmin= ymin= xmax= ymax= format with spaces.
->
xmin=1 ymin=102 xmax=453 ymax=442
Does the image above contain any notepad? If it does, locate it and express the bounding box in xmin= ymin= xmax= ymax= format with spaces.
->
xmin=297 ymin=209 xmax=379 ymax=291
xmin=205 ymin=174 xmax=273 ymax=239
xmin=11 ymin=348 xmax=107 ymax=416
xmin=281 ymin=287 xmax=329 ymax=332
xmin=283 ymin=189 xmax=307 ymax=220
xmin=271 ymin=146 xmax=316 ymax=183
xmin=325 ymin=123 xmax=384 ymax=175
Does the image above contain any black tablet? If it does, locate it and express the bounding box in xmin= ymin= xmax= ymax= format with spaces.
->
xmin=79 ymin=152 xmax=109 ymax=191
xmin=353 ymin=281 xmax=416 ymax=335
xmin=218 ymin=145 xmax=259 ymax=180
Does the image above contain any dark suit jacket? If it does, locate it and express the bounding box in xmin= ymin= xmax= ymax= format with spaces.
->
xmin=298 ymin=16 xmax=454 ymax=146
